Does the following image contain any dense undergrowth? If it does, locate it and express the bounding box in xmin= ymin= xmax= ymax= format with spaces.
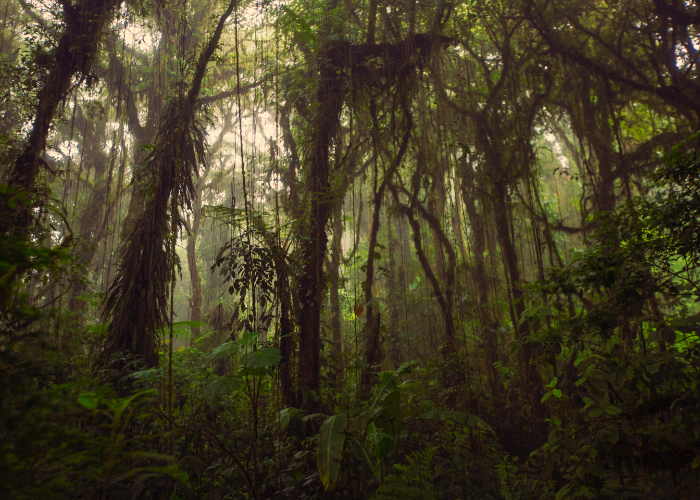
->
xmin=2 ymin=146 xmax=700 ymax=499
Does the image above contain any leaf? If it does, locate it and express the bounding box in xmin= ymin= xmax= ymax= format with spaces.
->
xmin=395 ymin=360 xmax=418 ymax=376
xmin=237 ymin=330 xmax=259 ymax=348
xmin=202 ymin=374 xmax=241 ymax=399
xmin=368 ymin=361 xmax=416 ymax=417
xmin=317 ymin=414 xmax=347 ymax=491
xmin=239 ymin=347 xmax=281 ymax=369
xmin=347 ymin=436 xmax=380 ymax=479
xmin=374 ymin=387 xmax=402 ymax=437
xmin=556 ymin=483 xmax=573 ymax=500
xmin=280 ymin=6 xmax=315 ymax=44
xmin=588 ymin=408 xmax=604 ymax=418
xmin=552 ymin=389 xmax=562 ymax=398
xmin=601 ymin=402 xmax=621 ymax=416
xmin=303 ymin=413 xmax=327 ymax=423
xmin=371 ymin=433 xmax=395 ymax=461
xmin=207 ymin=341 xmax=239 ymax=362
xmin=278 ymin=407 xmax=302 ymax=429
xmin=130 ymin=368 xmax=162 ymax=382
xmin=77 ymin=392 xmax=99 ymax=409
xmin=589 ymin=377 xmax=607 ymax=392
xmin=586 ymin=463 xmax=606 ymax=477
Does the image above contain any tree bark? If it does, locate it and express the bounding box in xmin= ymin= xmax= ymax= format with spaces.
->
xmin=186 ymin=183 xmax=203 ymax=342
xmin=459 ymin=157 xmax=502 ymax=397
xmin=329 ymin=199 xmax=344 ymax=378
xmin=297 ymin=55 xmax=345 ymax=408
xmin=392 ymin=170 xmax=460 ymax=406
xmin=69 ymin=117 xmax=112 ymax=313
xmin=361 ymin=104 xmax=412 ymax=396
xmin=0 ymin=0 xmax=120 ymax=233
xmin=385 ymin=196 xmax=402 ymax=369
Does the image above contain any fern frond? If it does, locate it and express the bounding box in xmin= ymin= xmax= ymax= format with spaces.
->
xmin=371 ymin=447 xmax=438 ymax=500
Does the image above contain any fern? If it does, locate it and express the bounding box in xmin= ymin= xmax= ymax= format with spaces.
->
xmin=371 ymin=447 xmax=438 ymax=500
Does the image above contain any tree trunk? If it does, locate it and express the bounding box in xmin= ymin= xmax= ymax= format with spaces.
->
xmin=278 ymin=268 xmax=296 ymax=409
xmin=69 ymin=118 xmax=112 ymax=313
xmin=571 ymin=75 xmax=617 ymax=213
xmin=361 ymin=103 xmax=412 ymax=396
xmin=385 ymin=194 xmax=401 ymax=369
xmin=297 ymin=55 xmax=345 ymax=409
xmin=492 ymin=177 xmax=544 ymax=428
xmin=392 ymin=179 xmax=460 ymax=406
xmin=98 ymin=0 xmax=238 ymax=372
xmin=187 ymin=183 xmax=203 ymax=343
xmin=459 ymin=158 xmax=502 ymax=397
xmin=329 ymin=199 xmax=344 ymax=378
xmin=1 ymin=0 xmax=120 ymax=233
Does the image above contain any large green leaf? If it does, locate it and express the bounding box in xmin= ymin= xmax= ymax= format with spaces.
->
xmin=202 ymin=374 xmax=241 ymax=399
xmin=239 ymin=347 xmax=281 ymax=369
xmin=347 ymin=435 xmax=380 ymax=479
xmin=374 ymin=371 xmax=404 ymax=437
xmin=206 ymin=341 xmax=239 ymax=362
xmin=157 ymin=321 xmax=207 ymax=340
xmin=368 ymin=361 xmax=417 ymax=416
xmin=317 ymin=414 xmax=347 ymax=491
xmin=237 ymin=330 xmax=259 ymax=349
xmin=278 ymin=407 xmax=302 ymax=429
xmin=369 ymin=430 xmax=395 ymax=461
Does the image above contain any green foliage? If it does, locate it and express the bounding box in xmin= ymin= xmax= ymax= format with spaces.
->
xmin=278 ymin=406 xmax=303 ymax=429
xmin=239 ymin=345 xmax=281 ymax=369
xmin=515 ymin=144 xmax=700 ymax=498
xmin=371 ymin=447 xmax=438 ymax=500
xmin=317 ymin=413 xmax=347 ymax=491
xmin=3 ymin=0 xmax=700 ymax=497
xmin=420 ymin=410 xmax=495 ymax=436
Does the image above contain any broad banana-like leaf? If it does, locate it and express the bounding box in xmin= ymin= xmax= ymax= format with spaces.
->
xmin=368 ymin=360 xmax=417 ymax=416
xmin=366 ymin=421 xmax=396 ymax=461
xmin=347 ymin=435 xmax=380 ymax=479
xmin=317 ymin=413 xmax=347 ymax=491
xmin=374 ymin=372 xmax=403 ymax=437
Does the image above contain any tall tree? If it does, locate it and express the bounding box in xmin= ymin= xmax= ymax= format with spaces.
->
xmin=1 ymin=0 xmax=121 ymax=232
xmin=98 ymin=0 xmax=238 ymax=370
